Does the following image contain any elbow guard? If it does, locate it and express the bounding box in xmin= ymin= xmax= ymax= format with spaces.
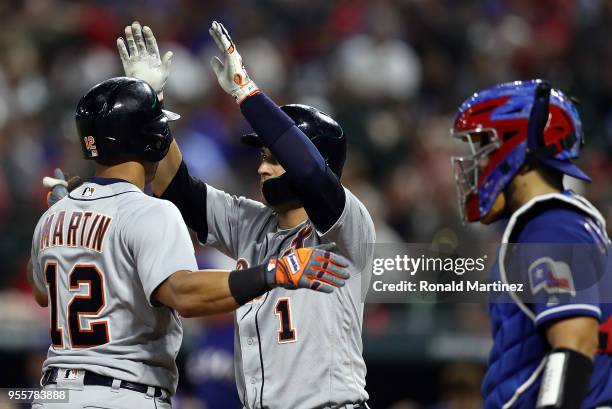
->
xmin=161 ymin=161 xmax=208 ymax=240
xmin=536 ymin=348 xmax=593 ymax=409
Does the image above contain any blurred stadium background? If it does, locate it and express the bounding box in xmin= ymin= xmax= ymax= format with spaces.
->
xmin=1 ymin=0 xmax=611 ymax=408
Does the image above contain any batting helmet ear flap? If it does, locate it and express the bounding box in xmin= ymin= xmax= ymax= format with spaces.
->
xmin=134 ymin=113 xmax=176 ymax=162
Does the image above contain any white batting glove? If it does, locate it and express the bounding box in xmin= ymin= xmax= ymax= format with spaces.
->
xmin=117 ymin=21 xmax=173 ymax=96
xmin=209 ymin=21 xmax=260 ymax=104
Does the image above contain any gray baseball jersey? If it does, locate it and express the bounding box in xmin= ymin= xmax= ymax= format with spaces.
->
xmin=204 ymin=184 xmax=375 ymax=409
xmin=30 ymin=179 xmax=198 ymax=395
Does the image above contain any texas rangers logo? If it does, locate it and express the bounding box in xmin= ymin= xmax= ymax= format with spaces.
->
xmin=528 ymin=257 xmax=575 ymax=297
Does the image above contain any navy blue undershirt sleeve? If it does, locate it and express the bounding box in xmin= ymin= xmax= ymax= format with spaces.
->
xmin=159 ymin=161 xmax=208 ymax=242
xmin=240 ymin=93 xmax=346 ymax=232
xmin=241 ymin=93 xmax=325 ymax=179
xmin=292 ymin=166 xmax=346 ymax=233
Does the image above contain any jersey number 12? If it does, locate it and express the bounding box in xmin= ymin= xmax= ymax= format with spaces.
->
xmin=45 ymin=262 xmax=110 ymax=348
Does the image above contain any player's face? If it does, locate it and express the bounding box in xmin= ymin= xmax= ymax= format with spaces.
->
xmin=258 ymin=148 xmax=286 ymax=183
xmin=257 ymin=148 xmax=301 ymax=211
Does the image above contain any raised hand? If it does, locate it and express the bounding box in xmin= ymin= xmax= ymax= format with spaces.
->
xmin=117 ymin=22 xmax=173 ymax=96
xmin=209 ymin=21 xmax=260 ymax=104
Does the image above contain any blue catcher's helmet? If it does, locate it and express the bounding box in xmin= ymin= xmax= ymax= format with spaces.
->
xmin=451 ymin=79 xmax=590 ymax=222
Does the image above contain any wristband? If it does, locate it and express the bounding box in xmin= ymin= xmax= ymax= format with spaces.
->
xmin=228 ymin=262 xmax=275 ymax=305
xmin=537 ymin=348 xmax=593 ymax=409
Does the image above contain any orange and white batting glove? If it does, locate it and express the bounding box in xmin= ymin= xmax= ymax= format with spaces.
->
xmin=209 ymin=21 xmax=260 ymax=104
xmin=267 ymin=244 xmax=351 ymax=293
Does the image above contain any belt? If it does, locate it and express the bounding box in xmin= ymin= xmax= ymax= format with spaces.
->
xmin=41 ymin=367 xmax=166 ymax=398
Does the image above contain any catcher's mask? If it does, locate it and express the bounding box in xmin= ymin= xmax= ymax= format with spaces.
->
xmin=451 ymin=79 xmax=590 ymax=222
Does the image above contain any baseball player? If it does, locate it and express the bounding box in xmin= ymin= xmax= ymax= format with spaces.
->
xmin=451 ymin=80 xmax=612 ymax=408
xmin=29 ymin=76 xmax=350 ymax=409
xmin=115 ymin=21 xmax=375 ymax=409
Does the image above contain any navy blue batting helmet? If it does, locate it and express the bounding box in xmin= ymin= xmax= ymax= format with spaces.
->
xmin=76 ymin=77 xmax=179 ymax=164
xmin=241 ymin=104 xmax=346 ymax=178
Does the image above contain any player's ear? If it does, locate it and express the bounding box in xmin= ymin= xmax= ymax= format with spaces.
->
xmin=518 ymin=162 xmax=532 ymax=175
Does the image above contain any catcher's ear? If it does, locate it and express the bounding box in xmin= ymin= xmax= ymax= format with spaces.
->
xmin=518 ymin=163 xmax=532 ymax=175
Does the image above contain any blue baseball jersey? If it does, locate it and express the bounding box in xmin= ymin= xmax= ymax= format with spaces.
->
xmin=483 ymin=192 xmax=612 ymax=409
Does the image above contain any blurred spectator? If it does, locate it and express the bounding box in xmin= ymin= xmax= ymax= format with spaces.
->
xmin=185 ymin=315 xmax=241 ymax=409
xmin=428 ymin=362 xmax=485 ymax=409
xmin=389 ymin=400 xmax=422 ymax=409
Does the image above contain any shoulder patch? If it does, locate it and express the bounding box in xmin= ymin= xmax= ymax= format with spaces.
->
xmin=528 ymin=256 xmax=575 ymax=298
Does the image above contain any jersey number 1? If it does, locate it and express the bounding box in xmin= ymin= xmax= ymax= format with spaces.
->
xmin=45 ymin=263 xmax=110 ymax=348
xmin=275 ymin=298 xmax=297 ymax=343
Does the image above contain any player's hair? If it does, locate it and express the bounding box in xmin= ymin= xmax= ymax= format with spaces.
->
xmin=526 ymin=159 xmax=565 ymax=190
